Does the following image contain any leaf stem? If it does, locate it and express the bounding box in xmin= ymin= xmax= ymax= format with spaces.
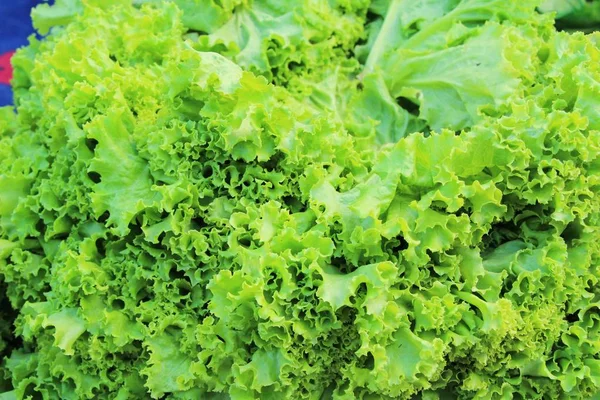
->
xmin=364 ymin=0 xmax=404 ymax=74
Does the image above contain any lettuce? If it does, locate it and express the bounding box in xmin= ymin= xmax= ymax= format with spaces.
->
xmin=540 ymin=0 xmax=600 ymax=31
xmin=0 ymin=0 xmax=599 ymax=399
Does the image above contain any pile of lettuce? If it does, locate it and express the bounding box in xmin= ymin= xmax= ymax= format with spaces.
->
xmin=1 ymin=0 xmax=599 ymax=398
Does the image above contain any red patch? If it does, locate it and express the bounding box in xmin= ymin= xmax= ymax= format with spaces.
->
xmin=0 ymin=51 xmax=15 ymax=84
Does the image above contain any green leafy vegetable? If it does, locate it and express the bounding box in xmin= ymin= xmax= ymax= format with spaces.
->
xmin=540 ymin=0 xmax=600 ymax=30
xmin=1 ymin=0 xmax=599 ymax=399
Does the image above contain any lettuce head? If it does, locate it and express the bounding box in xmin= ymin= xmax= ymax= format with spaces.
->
xmin=0 ymin=0 xmax=599 ymax=399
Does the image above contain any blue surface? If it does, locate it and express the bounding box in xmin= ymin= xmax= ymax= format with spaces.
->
xmin=0 ymin=85 xmax=11 ymax=105
xmin=0 ymin=0 xmax=43 ymax=106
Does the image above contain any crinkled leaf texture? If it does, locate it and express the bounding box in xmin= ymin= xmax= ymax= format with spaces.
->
xmin=0 ymin=0 xmax=599 ymax=399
